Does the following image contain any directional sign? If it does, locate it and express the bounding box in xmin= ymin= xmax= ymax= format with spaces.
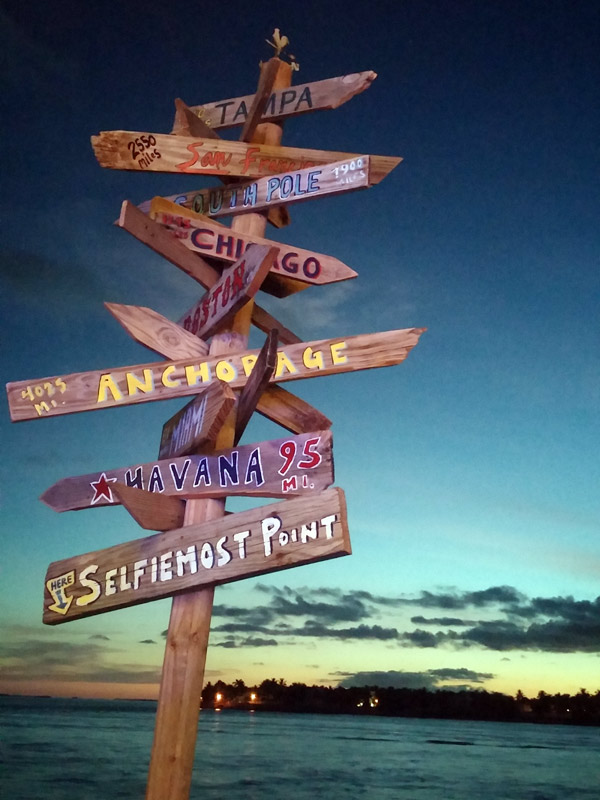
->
xmin=7 ymin=328 xmax=425 ymax=421
xmin=43 ymin=487 xmax=350 ymax=624
xmin=105 ymin=302 xmax=209 ymax=360
xmin=91 ymin=132 xmax=401 ymax=184
xmin=177 ymin=244 xmax=277 ymax=339
xmin=187 ymin=70 xmax=377 ymax=129
xmin=139 ymin=157 xmax=371 ymax=221
xmin=158 ymin=381 xmax=236 ymax=459
xmin=40 ymin=430 xmax=334 ymax=512
xmin=148 ymin=197 xmax=358 ymax=286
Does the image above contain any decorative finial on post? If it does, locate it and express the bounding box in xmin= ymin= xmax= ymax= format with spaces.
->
xmin=264 ymin=28 xmax=299 ymax=71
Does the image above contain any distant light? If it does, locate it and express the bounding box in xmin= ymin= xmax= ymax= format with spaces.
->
xmin=250 ymin=693 xmax=257 ymax=701
xmin=215 ymin=692 xmax=222 ymax=702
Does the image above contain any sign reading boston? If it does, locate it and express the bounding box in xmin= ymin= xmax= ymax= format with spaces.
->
xmin=43 ymin=488 xmax=350 ymax=624
xmin=6 ymin=329 xmax=425 ymax=421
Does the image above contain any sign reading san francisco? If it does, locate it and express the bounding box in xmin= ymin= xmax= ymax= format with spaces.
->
xmin=91 ymin=132 xmax=401 ymax=184
xmin=7 ymin=329 xmax=425 ymax=421
xmin=44 ymin=488 xmax=350 ymax=624
xmin=41 ymin=430 xmax=334 ymax=512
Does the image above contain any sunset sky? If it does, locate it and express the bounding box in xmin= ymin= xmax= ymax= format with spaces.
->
xmin=1 ymin=0 xmax=599 ymax=701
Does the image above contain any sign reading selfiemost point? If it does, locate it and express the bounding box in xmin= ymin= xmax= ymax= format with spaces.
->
xmin=6 ymin=328 xmax=425 ymax=421
xmin=44 ymin=487 xmax=350 ymax=624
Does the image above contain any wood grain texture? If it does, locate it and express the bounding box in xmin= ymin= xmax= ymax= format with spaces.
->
xmin=189 ymin=70 xmax=377 ymax=129
xmin=177 ymin=244 xmax=277 ymax=340
xmin=7 ymin=329 xmax=426 ymax=421
xmin=235 ymin=330 xmax=278 ymax=444
xmin=147 ymin=197 xmax=358 ymax=286
xmin=148 ymin=156 xmax=371 ymax=221
xmin=171 ymin=97 xmax=286 ymax=230
xmin=105 ymin=302 xmax=209 ymax=359
xmin=113 ymin=484 xmax=186 ymax=531
xmin=172 ymin=98 xmax=219 ymax=138
xmin=91 ymin=131 xmax=401 ymax=184
xmin=40 ymin=430 xmax=334 ymax=512
xmin=43 ymin=488 xmax=350 ymax=625
xmin=158 ymin=382 xmax=236 ymax=459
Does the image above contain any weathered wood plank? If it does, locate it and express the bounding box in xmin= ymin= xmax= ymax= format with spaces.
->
xmin=105 ymin=302 xmax=209 ymax=359
xmin=113 ymin=484 xmax=186 ymax=531
xmin=147 ymin=197 xmax=358 ymax=286
xmin=7 ymin=328 xmax=426 ymax=421
xmin=177 ymin=244 xmax=277 ymax=340
xmin=91 ymin=131 xmax=401 ymax=184
xmin=40 ymin=430 xmax=334 ymax=512
xmin=239 ymin=58 xmax=280 ymax=143
xmin=189 ymin=70 xmax=377 ymax=129
xmin=158 ymin=381 xmax=236 ymax=459
xmin=171 ymin=97 xmax=287 ymax=230
xmin=234 ymin=330 xmax=278 ymax=444
xmin=147 ymin=156 xmax=371 ymax=221
xmin=43 ymin=488 xmax=350 ymax=625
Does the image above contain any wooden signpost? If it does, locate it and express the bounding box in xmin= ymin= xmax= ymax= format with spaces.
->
xmin=148 ymin=196 xmax=358 ymax=286
xmin=139 ymin=155 xmax=372 ymax=220
xmin=6 ymin=328 xmax=425 ymax=421
xmin=6 ymin=42 xmax=426 ymax=800
xmin=43 ymin=487 xmax=350 ymax=624
xmin=40 ymin=430 xmax=334 ymax=512
xmin=92 ymin=132 xmax=401 ymax=184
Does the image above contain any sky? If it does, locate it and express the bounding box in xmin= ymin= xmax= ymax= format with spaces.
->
xmin=1 ymin=0 xmax=599 ymax=701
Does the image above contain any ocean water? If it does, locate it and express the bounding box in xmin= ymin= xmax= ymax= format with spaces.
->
xmin=1 ymin=696 xmax=599 ymax=799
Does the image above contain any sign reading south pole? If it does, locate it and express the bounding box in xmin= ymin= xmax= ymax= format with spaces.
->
xmin=40 ymin=430 xmax=334 ymax=512
xmin=43 ymin=488 xmax=350 ymax=624
xmin=139 ymin=156 xmax=371 ymax=220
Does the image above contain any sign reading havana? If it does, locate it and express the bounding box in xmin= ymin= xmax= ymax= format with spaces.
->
xmin=44 ymin=488 xmax=350 ymax=624
xmin=7 ymin=328 xmax=425 ymax=421
xmin=40 ymin=430 xmax=334 ymax=512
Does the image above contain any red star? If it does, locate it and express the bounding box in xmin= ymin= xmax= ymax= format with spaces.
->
xmin=90 ymin=472 xmax=118 ymax=505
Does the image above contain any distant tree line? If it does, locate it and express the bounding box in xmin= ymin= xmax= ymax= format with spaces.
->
xmin=201 ymin=679 xmax=600 ymax=725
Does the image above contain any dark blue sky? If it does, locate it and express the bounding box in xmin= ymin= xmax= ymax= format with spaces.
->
xmin=1 ymin=0 xmax=599 ymax=697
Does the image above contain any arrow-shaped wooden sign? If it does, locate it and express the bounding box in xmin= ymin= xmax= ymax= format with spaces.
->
xmin=43 ymin=487 xmax=350 ymax=624
xmin=91 ymin=132 xmax=401 ymax=184
xmin=148 ymin=197 xmax=358 ymax=286
xmin=186 ymin=70 xmax=376 ymax=130
xmin=158 ymin=381 xmax=236 ymax=459
xmin=40 ymin=430 xmax=334 ymax=512
xmin=177 ymin=244 xmax=277 ymax=339
xmin=139 ymin=156 xmax=371 ymax=221
xmin=7 ymin=328 xmax=425 ymax=421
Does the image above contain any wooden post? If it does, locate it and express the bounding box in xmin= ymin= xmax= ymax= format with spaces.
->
xmin=145 ymin=57 xmax=291 ymax=800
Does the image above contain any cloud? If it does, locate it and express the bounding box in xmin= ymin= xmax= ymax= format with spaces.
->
xmin=89 ymin=634 xmax=111 ymax=641
xmin=0 ymin=637 xmax=160 ymax=685
xmin=410 ymin=616 xmax=476 ymax=626
xmin=339 ymin=667 xmax=495 ymax=690
xmin=139 ymin=639 xmax=157 ymax=645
